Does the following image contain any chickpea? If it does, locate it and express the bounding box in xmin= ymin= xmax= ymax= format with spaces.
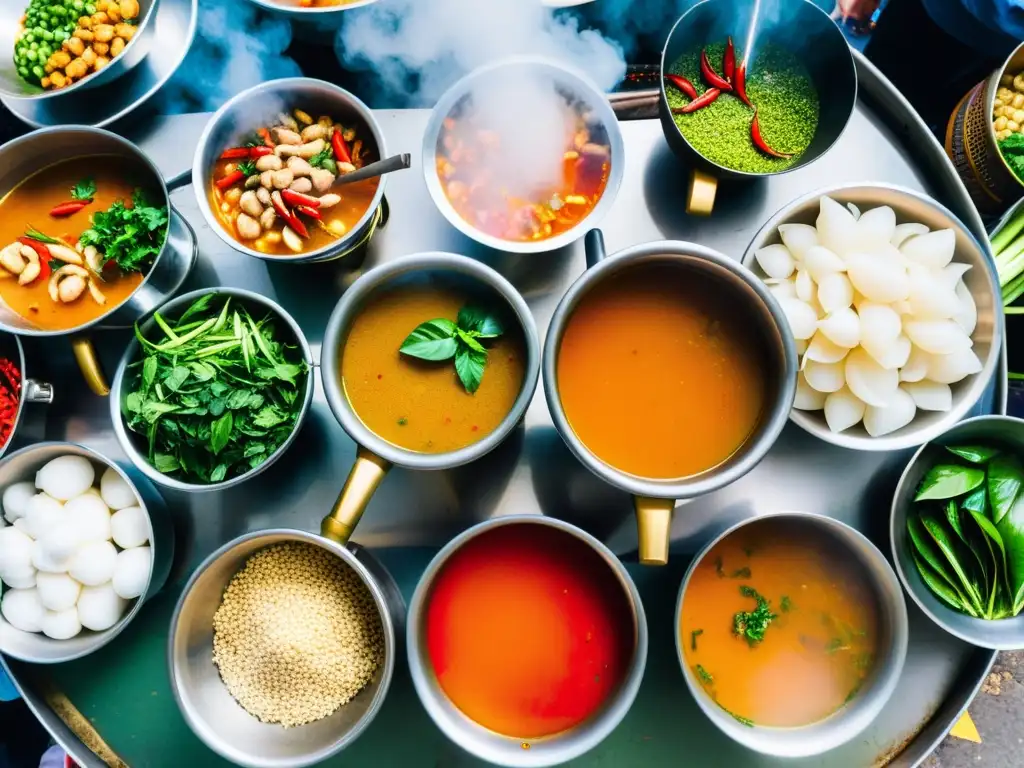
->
xmin=49 ymin=50 xmax=71 ymax=68
xmin=110 ymin=37 xmax=125 ymax=57
xmin=1003 ymin=74 xmax=1014 ymax=87
xmin=120 ymin=0 xmax=140 ymax=19
xmin=114 ymin=23 xmax=135 ymax=40
xmin=49 ymin=71 xmax=66 ymax=88
xmin=94 ymin=56 xmax=110 ymax=71
xmin=40 ymin=76 xmax=50 ymax=88
xmin=1015 ymin=74 xmax=1024 ymax=92
xmin=78 ymin=15 xmax=93 ymax=27
xmin=93 ymin=42 xmax=109 ymax=56
xmin=224 ymin=187 xmax=243 ymax=204
xmin=81 ymin=47 xmax=97 ymax=67
xmin=65 ymin=37 xmax=85 ymax=56
xmin=995 ymin=98 xmax=1005 ymax=111
xmin=1009 ymin=120 xmax=1021 ymax=132
xmin=107 ymin=6 xmax=121 ymax=22
xmin=995 ymin=105 xmax=1007 ymax=118
xmin=66 ymin=57 xmax=88 ymax=80
xmin=93 ymin=24 xmax=115 ymax=43
xmin=221 ymin=202 xmax=231 ymax=214
xmin=996 ymin=116 xmax=1009 ymax=131
xmin=999 ymin=86 xmax=1014 ymax=101
xmin=92 ymin=12 xmax=109 ymax=23
xmin=74 ymin=28 xmax=95 ymax=41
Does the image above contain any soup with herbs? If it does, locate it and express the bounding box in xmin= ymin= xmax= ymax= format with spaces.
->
xmin=0 ymin=156 xmax=167 ymax=332
xmin=425 ymin=523 xmax=635 ymax=738
xmin=556 ymin=264 xmax=767 ymax=479
xmin=680 ymin=520 xmax=880 ymax=727
xmin=341 ymin=285 xmax=526 ymax=453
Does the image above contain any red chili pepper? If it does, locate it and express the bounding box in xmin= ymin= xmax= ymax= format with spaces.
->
xmin=289 ymin=215 xmax=310 ymax=238
xmin=331 ymin=131 xmax=352 ymax=164
xmin=281 ymin=189 xmax=321 ymax=209
xmin=271 ymin=194 xmax=309 ymax=238
xmin=294 ymin=204 xmax=322 ymax=220
xmin=664 ymin=73 xmax=697 ymax=100
xmin=219 ymin=147 xmax=251 ymax=160
xmin=723 ymin=37 xmax=736 ymax=84
xmin=49 ymin=200 xmax=89 ymax=217
xmin=672 ymin=88 xmax=722 ymax=114
xmin=15 ymin=238 xmax=51 ymax=283
xmin=215 ymin=170 xmax=245 ymax=189
xmin=734 ymin=63 xmax=752 ymax=107
xmin=700 ymin=49 xmax=732 ymax=92
xmin=750 ymin=110 xmax=793 ymax=158
xmin=0 ymin=356 xmax=20 ymax=447
xmin=258 ymin=128 xmax=275 ymax=148
xmin=249 ymin=146 xmax=274 ymax=158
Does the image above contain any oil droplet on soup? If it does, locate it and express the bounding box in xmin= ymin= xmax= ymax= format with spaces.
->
xmin=681 ymin=522 xmax=880 ymax=727
xmin=556 ymin=264 xmax=767 ymax=479
xmin=425 ymin=524 xmax=634 ymax=738
xmin=341 ymin=286 xmax=526 ymax=453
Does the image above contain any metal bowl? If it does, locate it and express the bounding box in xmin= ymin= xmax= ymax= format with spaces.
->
xmin=407 ymin=515 xmax=647 ymax=767
xmin=422 ymin=56 xmax=625 ymax=254
xmin=0 ymin=333 xmax=52 ymax=460
xmin=742 ymin=183 xmax=1002 ymax=452
xmin=110 ymin=287 xmax=315 ymax=493
xmin=676 ymin=511 xmax=909 ymax=757
xmin=192 ymin=77 xmax=389 ymax=264
xmin=0 ymin=0 xmax=161 ymax=100
xmin=891 ymin=415 xmax=1024 ymax=649
xmin=169 ymin=528 xmax=404 ymax=768
xmin=0 ymin=442 xmax=173 ymax=663
xmin=543 ymin=230 xmax=797 ymax=565
xmin=243 ymin=0 xmax=378 ymax=20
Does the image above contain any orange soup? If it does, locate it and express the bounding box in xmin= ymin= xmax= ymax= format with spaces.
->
xmin=341 ymin=285 xmax=526 ymax=453
xmin=0 ymin=156 xmax=164 ymax=331
xmin=681 ymin=520 xmax=880 ymax=727
xmin=556 ymin=264 xmax=767 ymax=479
xmin=425 ymin=524 xmax=634 ymax=738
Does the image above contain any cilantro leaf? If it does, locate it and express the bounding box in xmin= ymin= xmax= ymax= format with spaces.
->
xmin=77 ymin=188 xmax=168 ymax=273
xmin=71 ymin=177 xmax=96 ymax=202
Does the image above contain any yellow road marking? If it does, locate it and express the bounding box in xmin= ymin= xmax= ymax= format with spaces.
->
xmin=950 ymin=712 xmax=981 ymax=743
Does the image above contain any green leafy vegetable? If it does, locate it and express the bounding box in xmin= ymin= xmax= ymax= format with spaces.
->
xmin=690 ymin=629 xmax=703 ymax=651
xmin=71 ymin=177 xmax=96 ymax=202
xmin=78 ymin=189 xmax=169 ymax=274
xmin=1000 ymin=132 xmax=1024 ymax=183
xmin=920 ymin=510 xmax=985 ymax=616
xmin=730 ymin=567 xmax=752 ymax=579
xmin=732 ymin=585 xmax=777 ymax=646
xmin=122 ymin=294 xmax=308 ymax=485
xmin=694 ymin=665 xmax=713 ymax=685
xmin=915 ymin=464 xmax=985 ymax=501
xmin=399 ymin=304 xmax=506 ymax=394
xmin=946 ymin=444 xmax=1001 ymax=464
xmin=913 ymin=549 xmax=971 ymax=613
xmin=987 ymin=454 xmax=1024 ymax=524
xmin=997 ymin=493 xmax=1024 ymax=614
xmin=729 ymin=712 xmax=754 ymax=727
xmin=23 ymin=227 xmax=63 ymax=245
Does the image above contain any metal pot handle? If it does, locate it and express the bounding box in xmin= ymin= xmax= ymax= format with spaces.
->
xmin=687 ymin=168 xmax=718 ymax=216
xmin=71 ymin=337 xmax=108 ymax=396
xmin=165 ymin=169 xmax=193 ymax=193
xmin=321 ymin=446 xmax=392 ymax=544
xmin=22 ymin=378 xmax=53 ymax=404
xmin=584 ymin=228 xmax=607 ymax=268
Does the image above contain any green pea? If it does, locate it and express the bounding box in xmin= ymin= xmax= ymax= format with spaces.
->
xmin=84 ymin=2 xmax=95 ymax=12
xmin=24 ymin=31 xmax=36 ymax=42
xmin=40 ymin=29 xmax=53 ymax=41
xmin=39 ymin=45 xmax=52 ymax=58
xmin=72 ymin=0 xmax=83 ymax=9
xmin=31 ymin=65 xmax=44 ymax=79
xmin=17 ymin=66 xmax=30 ymax=79
xmin=24 ymin=49 xmax=37 ymax=62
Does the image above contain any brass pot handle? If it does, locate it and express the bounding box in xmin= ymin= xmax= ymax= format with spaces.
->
xmin=686 ymin=168 xmax=718 ymax=216
xmin=71 ymin=337 xmax=109 ymax=396
xmin=320 ymin=446 xmax=392 ymax=544
xmin=633 ymin=496 xmax=675 ymax=566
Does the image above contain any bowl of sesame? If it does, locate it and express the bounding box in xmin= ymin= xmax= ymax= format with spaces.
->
xmin=168 ymin=528 xmax=403 ymax=768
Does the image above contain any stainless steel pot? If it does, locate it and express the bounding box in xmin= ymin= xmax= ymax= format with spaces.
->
xmin=169 ymin=528 xmax=403 ymax=768
xmin=317 ymin=252 xmax=540 ymax=546
xmin=0 ymin=333 xmax=52 ymax=459
xmin=543 ymin=229 xmax=797 ymax=565
xmin=191 ymin=77 xmax=391 ymax=264
xmin=0 ymin=126 xmax=197 ymax=395
xmin=407 ymin=515 xmax=647 ymax=767
xmin=675 ymin=511 xmax=909 ymax=757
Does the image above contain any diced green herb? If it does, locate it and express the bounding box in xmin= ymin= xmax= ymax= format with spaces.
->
xmin=78 ymin=189 xmax=169 ymax=273
xmin=730 ymin=567 xmax=752 ymax=579
xmin=399 ymin=304 xmax=505 ymax=394
xmin=690 ymin=629 xmax=703 ymax=651
xmin=780 ymin=595 xmax=792 ymax=612
xmin=694 ymin=665 xmax=713 ymax=685
xmin=397 ymin=417 xmax=408 ymax=426
xmin=71 ymin=177 xmax=96 ymax=202
xmin=714 ymin=556 xmax=725 ymax=577
xmin=730 ymin=713 xmax=755 ymax=727
xmin=733 ymin=586 xmax=777 ymax=646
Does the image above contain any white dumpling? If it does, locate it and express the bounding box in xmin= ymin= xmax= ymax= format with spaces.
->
xmin=953 ymin=280 xmax=978 ymax=337
xmin=925 ymin=347 xmax=983 ymax=384
xmin=900 ymin=228 xmax=955 ymax=270
xmin=768 ymin=279 xmax=798 ymax=302
xmin=941 ymin=262 xmax=972 ymax=290
xmin=824 ymin=387 xmax=866 ymax=433
xmin=778 ymin=298 xmax=818 ymax=340
xmin=2 ymin=587 xmax=44 ymax=632
xmin=900 ymin=345 xmax=931 ymax=383
xmin=31 ymin=542 xmax=70 ymax=574
xmin=37 ymin=522 xmax=80 ymax=565
xmin=856 ymin=205 xmax=897 ymax=249
xmin=903 ymin=380 xmax=953 ymax=411
xmin=868 ymin=334 xmax=912 ymax=371
xmin=903 ymin=320 xmax=972 ymax=355
xmin=40 ymin=607 xmax=82 ymax=640
xmin=68 ymin=541 xmax=117 ymax=587
xmin=778 ymin=223 xmax=818 ymax=260
xmin=35 ymin=572 xmax=82 ymax=612
xmin=755 ymin=244 xmax=796 ymax=279
xmin=803 ymin=359 xmax=846 ymax=393
xmin=817 ymin=272 xmax=854 ymax=314
xmin=905 ymin=266 xmax=961 ymax=320
xmin=818 ymin=307 xmax=860 ymax=349
xmin=846 ymin=347 xmax=900 ymax=407
xmin=891 ymin=222 xmax=929 ymax=248
xmin=99 ymin=467 xmax=137 ymax=511
xmin=802 ymin=246 xmax=846 ymax=283
xmin=77 ymin=583 xmax=128 ymax=632
xmin=858 ymin=303 xmax=902 ymax=363
xmin=863 ymin=387 xmax=917 ymax=437
xmin=23 ymin=493 xmax=62 ymax=541
xmin=112 ymin=547 xmax=151 ymax=600
xmin=794 ymin=372 xmax=826 ymax=411
xmin=0 ymin=526 xmax=35 ymax=580
xmin=35 ymin=456 xmax=95 ymax=501
xmin=2 ymin=482 xmax=35 ymax=524
xmin=817 ymin=196 xmax=859 ymax=255
xmin=110 ymin=506 xmax=148 ymax=550
xmin=795 ymin=269 xmax=815 ymax=303
xmin=846 ymin=252 xmax=910 ymax=303
xmin=64 ymin=493 xmax=111 ymax=544
xmin=803 ymin=332 xmax=849 ymax=365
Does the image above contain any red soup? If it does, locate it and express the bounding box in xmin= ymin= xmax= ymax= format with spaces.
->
xmin=425 ymin=523 xmax=634 ymax=738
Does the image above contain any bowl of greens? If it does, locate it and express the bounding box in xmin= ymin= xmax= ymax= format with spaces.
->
xmin=110 ymin=288 xmax=313 ymax=492
xmin=891 ymin=414 xmax=1024 ymax=649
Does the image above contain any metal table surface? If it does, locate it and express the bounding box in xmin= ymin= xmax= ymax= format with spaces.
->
xmin=1 ymin=54 xmax=1005 ymax=767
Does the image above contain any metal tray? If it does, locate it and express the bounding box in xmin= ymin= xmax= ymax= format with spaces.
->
xmin=1 ymin=51 xmax=1007 ymax=767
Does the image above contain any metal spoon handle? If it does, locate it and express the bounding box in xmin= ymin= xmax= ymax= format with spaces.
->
xmin=335 ymin=153 xmax=411 ymax=186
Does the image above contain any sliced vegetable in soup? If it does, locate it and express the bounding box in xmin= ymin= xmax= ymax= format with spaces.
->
xmin=681 ymin=521 xmax=880 ymax=727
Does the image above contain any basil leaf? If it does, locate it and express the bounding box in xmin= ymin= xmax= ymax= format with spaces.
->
xmin=912 ymin=550 xmax=970 ymax=613
xmin=962 ymin=487 xmax=987 ymax=515
xmin=153 ymin=452 xmax=179 ymax=474
xmin=457 ymin=305 xmax=503 ymax=338
xmin=908 ymin=515 xmax=962 ymax=593
xmin=920 ymin=511 xmax=985 ymax=615
xmin=400 ymin=319 xmax=458 ymax=361
xmin=944 ymin=499 xmax=966 ymax=544
xmin=454 ymin=346 xmax=487 ymax=394
xmin=142 ymin=356 xmax=157 ymax=393
xmin=946 ymin=444 xmax=1001 ymax=464
xmin=915 ymin=464 xmax=985 ymax=501
xmin=988 ymin=454 xmax=1024 ymax=524
xmin=996 ymin=493 xmax=1024 ymax=614
xmin=210 ymin=463 xmax=228 ymax=483
xmin=210 ymin=412 xmax=233 ymax=455
xmin=456 ymin=328 xmax=486 ymax=353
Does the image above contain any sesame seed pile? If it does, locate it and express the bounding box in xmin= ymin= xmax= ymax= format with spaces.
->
xmin=212 ymin=542 xmax=384 ymax=728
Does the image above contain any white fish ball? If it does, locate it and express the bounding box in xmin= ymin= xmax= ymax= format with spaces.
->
xmin=35 ymin=456 xmax=95 ymax=501
xmin=900 ymin=346 xmax=931 ymax=383
xmin=863 ymin=387 xmax=917 ymax=437
xmin=24 ymin=493 xmax=62 ymax=541
xmin=900 ymin=228 xmax=956 ymax=270
xmin=112 ymin=546 xmax=151 ymax=600
xmin=846 ymin=347 xmax=900 ymax=407
xmin=37 ymin=523 xmax=80 ymax=564
xmin=1 ymin=587 xmax=44 ymax=632
xmin=100 ymin=467 xmax=137 ymax=511
xmin=803 ymin=358 xmax=846 ymax=393
xmin=846 ymin=252 xmax=910 ymax=303
xmin=110 ymin=506 xmax=148 ymax=550
xmin=802 ymin=245 xmax=846 ymax=283
xmin=2 ymin=482 xmax=35 ymax=524
xmin=794 ymin=372 xmax=826 ymax=410
xmin=818 ymin=307 xmax=861 ymax=348
xmin=818 ymin=272 xmax=854 ymax=314
xmin=77 ymin=583 xmax=127 ymax=632
xmin=31 ymin=543 xmax=70 ymax=574
xmin=942 ymin=262 xmax=972 ymax=290
xmin=953 ymin=280 xmax=978 ymax=337
xmin=795 ymin=269 xmax=815 ymax=303
xmin=35 ymin=572 xmax=81 ymax=612
xmin=755 ymin=244 xmax=795 ymax=280
xmin=2 ymin=566 xmax=36 ymax=589
xmin=778 ymin=298 xmax=819 ymax=340
xmin=926 ymin=347 xmax=984 ymax=384
xmin=64 ymin=493 xmax=111 ymax=544
xmin=778 ymin=223 xmax=818 ymax=260
xmin=906 ymin=267 xmax=961 ymax=320
xmin=903 ymin=380 xmax=953 ymax=411
xmin=68 ymin=541 xmax=117 ymax=587
xmin=40 ymin=607 xmax=81 ymax=640
xmin=856 ymin=205 xmax=897 ymax=249
xmin=12 ymin=518 xmax=29 ymax=536
xmin=904 ymin=319 xmax=972 ymax=355
xmin=817 ymin=196 xmax=860 ymax=256
xmin=803 ymin=332 xmax=849 ymax=365
xmin=824 ymin=387 xmax=866 ymax=433
xmin=0 ymin=526 xmax=35 ymax=578
xmin=891 ymin=222 xmax=929 ymax=248
xmin=867 ymin=333 xmax=912 ymax=371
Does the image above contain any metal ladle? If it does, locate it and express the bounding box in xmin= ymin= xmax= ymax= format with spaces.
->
xmin=333 ymin=153 xmax=411 ymax=186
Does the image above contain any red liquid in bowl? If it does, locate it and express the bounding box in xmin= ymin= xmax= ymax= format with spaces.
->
xmin=424 ymin=524 xmax=634 ymax=738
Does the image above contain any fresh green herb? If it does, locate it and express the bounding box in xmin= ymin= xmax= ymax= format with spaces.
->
xmin=399 ymin=305 xmax=505 ymax=394
xmin=825 ymin=637 xmax=847 ymax=654
xmin=71 ymin=177 xmax=96 ymax=202
xmin=999 ymin=132 xmax=1024 ymax=183
xmin=309 ymin=146 xmax=337 ymax=174
xmin=730 ymin=712 xmax=755 ymax=727
xmin=780 ymin=595 xmax=792 ymax=613
xmin=987 ymin=454 xmax=1024 ymax=523
xmin=742 ymin=545 xmax=755 ymax=557
xmin=843 ymin=684 xmax=862 ymax=706
xmin=946 ymin=445 xmax=1001 ymax=464
xmin=23 ymin=227 xmax=62 ymax=245
xmin=397 ymin=417 xmax=408 ymax=426
xmin=914 ymin=464 xmax=985 ymax=501
xmin=733 ymin=586 xmax=777 ymax=646
xmin=730 ymin=567 xmax=751 ymax=579
xmin=714 ymin=556 xmax=725 ymax=577
xmin=122 ymin=294 xmax=308 ymax=485
xmin=690 ymin=629 xmax=703 ymax=651
xmin=694 ymin=665 xmax=713 ymax=685
xmin=78 ymin=189 xmax=169 ymax=274
xmin=238 ymin=160 xmax=258 ymax=178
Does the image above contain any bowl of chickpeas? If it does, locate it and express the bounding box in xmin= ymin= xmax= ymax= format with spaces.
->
xmin=0 ymin=0 xmax=159 ymax=100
